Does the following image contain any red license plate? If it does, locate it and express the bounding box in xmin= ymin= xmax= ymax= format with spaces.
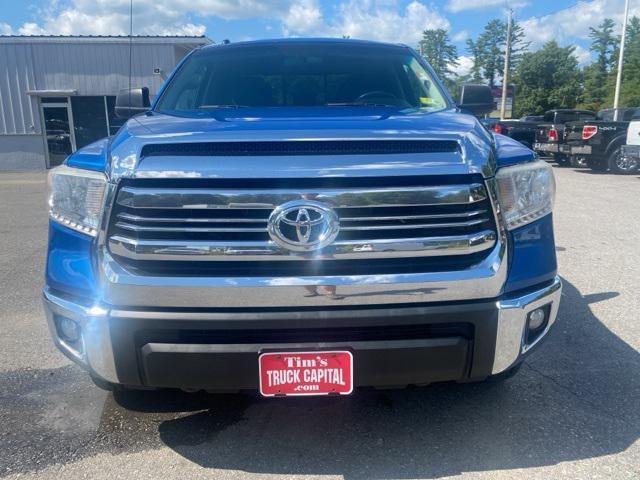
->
xmin=259 ymin=350 xmax=353 ymax=397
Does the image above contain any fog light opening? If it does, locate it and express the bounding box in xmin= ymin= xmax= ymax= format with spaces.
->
xmin=525 ymin=304 xmax=551 ymax=345
xmin=55 ymin=316 xmax=82 ymax=344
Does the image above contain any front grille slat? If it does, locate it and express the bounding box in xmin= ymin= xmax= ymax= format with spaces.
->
xmin=107 ymin=175 xmax=498 ymax=274
xmin=340 ymin=218 xmax=486 ymax=231
xmin=116 ymin=184 xmax=487 ymax=209
xmin=340 ymin=209 xmax=487 ymax=222
xmin=115 ymin=222 xmax=269 ymax=233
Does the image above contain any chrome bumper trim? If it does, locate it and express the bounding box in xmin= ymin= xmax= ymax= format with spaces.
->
xmin=42 ymin=289 xmax=119 ymax=383
xmin=492 ymin=276 xmax=562 ymax=374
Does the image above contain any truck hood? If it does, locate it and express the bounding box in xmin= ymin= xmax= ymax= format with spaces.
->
xmin=99 ymin=107 xmax=514 ymax=179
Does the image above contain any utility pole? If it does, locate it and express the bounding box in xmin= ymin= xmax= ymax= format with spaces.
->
xmin=500 ymin=8 xmax=513 ymax=120
xmin=613 ymin=0 xmax=630 ymax=121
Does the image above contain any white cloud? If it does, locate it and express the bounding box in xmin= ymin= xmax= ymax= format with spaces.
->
xmin=0 ymin=23 xmax=14 ymax=35
xmin=573 ymin=44 xmax=592 ymax=65
xmin=4 ymin=0 xmax=295 ymax=37
xmin=3 ymin=0 xmax=449 ymax=45
xmin=520 ymin=0 xmax=640 ymax=48
xmin=447 ymin=0 xmax=529 ymax=13
xmin=452 ymin=55 xmax=474 ymax=77
xmin=282 ymin=0 xmax=324 ymax=34
xmin=284 ymin=0 xmax=450 ymax=45
xmin=452 ymin=30 xmax=468 ymax=42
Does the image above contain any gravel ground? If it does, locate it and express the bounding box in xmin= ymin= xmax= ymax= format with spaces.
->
xmin=0 ymin=166 xmax=638 ymax=480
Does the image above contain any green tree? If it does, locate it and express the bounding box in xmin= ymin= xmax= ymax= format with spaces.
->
xmin=604 ymin=16 xmax=640 ymax=107
xmin=589 ymin=18 xmax=616 ymax=72
xmin=581 ymin=18 xmax=617 ymax=110
xmin=465 ymin=38 xmax=484 ymax=82
xmin=467 ymin=19 xmax=529 ymax=88
xmin=418 ymin=29 xmax=459 ymax=79
xmin=513 ymin=41 xmax=581 ymax=116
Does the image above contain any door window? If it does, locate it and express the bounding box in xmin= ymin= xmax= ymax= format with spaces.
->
xmin=42 ymin=106 xmax=73 ymax=167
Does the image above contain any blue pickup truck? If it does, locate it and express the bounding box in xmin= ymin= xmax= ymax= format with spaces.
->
xmin=44 ymin=38 xmax=561 ymax=396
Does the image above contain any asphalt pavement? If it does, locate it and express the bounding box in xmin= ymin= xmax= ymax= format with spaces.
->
xmin=0 ymin=165 xmax=638 ymax=479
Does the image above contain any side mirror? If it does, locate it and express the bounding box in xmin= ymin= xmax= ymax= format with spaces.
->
xmin=115 ymin=87 xmax=150 ymax=120
xmin=457 ymin=84 xmax=495 ymax=116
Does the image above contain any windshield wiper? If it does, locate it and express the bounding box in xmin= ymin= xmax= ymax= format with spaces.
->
xmin=325 ymin=102 xmax=397 ymax=107
xmin=198 ymin=104 xmax=249 ymax=109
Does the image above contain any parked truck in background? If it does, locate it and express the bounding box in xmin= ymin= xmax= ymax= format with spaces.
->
xmin=482 ymin=118 xmax=539 ymax=150
xmin=534 ymin=109 xmax=596 ymax=165
xmin=43 ymin=39 xmax=561 ymax=396
xmin=564 ymin=108 xmax=640 ymax=174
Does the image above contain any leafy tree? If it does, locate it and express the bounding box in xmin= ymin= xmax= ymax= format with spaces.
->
xmin=467 ymin=19 xmax=529 ymax=88
xmin=513 ymin=41 xmax=581 ymax=117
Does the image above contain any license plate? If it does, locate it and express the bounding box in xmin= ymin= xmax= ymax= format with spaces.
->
xmin=259 ymin=350 xmax=353 ymax=397
xmin=571 ymin=145 xmax=592 ymax=155
xmin=534 ymin=143 xmax=558 ymax=152
xmin=559 ymin=145 xmax=571 ymax=154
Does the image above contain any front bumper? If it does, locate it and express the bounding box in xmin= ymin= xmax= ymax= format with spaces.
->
xmin=44 ymin=276 xmax=561 ymax=390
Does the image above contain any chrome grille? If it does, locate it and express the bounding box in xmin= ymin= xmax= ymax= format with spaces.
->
xmin=107 ymin=177 xmax=497 ymax=266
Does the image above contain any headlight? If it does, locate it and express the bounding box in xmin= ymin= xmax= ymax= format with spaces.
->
xmin=48 ymin=165 xmax=107 ymax=237
xmin=495 ymin=160 xmax=555 ymax=230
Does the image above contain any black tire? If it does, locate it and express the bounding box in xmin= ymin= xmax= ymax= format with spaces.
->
xmin=608 ymin=146 xmax=639 ymax=174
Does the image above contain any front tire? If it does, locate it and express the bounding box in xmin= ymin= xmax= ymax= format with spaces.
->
xmin=609 ymin=147 xmax=639 ymax=174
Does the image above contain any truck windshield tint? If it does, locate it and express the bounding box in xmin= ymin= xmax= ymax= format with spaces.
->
xmin=155 ymin=43 xmax=448 ymax=112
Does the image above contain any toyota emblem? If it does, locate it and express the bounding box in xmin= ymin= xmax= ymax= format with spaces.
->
xmin=267 ymin=200 xmax=340 ymax=252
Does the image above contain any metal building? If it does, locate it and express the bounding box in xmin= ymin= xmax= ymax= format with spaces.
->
xmin=0 ymin=35 xmax=210 ymax=170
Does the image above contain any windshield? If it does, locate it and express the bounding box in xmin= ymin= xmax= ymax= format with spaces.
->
xmin=155 ymin=43 xmax=448 ymax=113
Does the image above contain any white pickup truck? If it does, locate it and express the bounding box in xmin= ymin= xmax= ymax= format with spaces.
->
xmin=621 ymin=115 xmax=640 ymax=173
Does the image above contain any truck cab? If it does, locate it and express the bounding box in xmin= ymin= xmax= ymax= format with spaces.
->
xmin=43 ymin=39 xmax=561 ymax=396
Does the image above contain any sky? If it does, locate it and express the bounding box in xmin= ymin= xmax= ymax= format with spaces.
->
xmin=1 ymin=0 xmax=638 ymax=75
